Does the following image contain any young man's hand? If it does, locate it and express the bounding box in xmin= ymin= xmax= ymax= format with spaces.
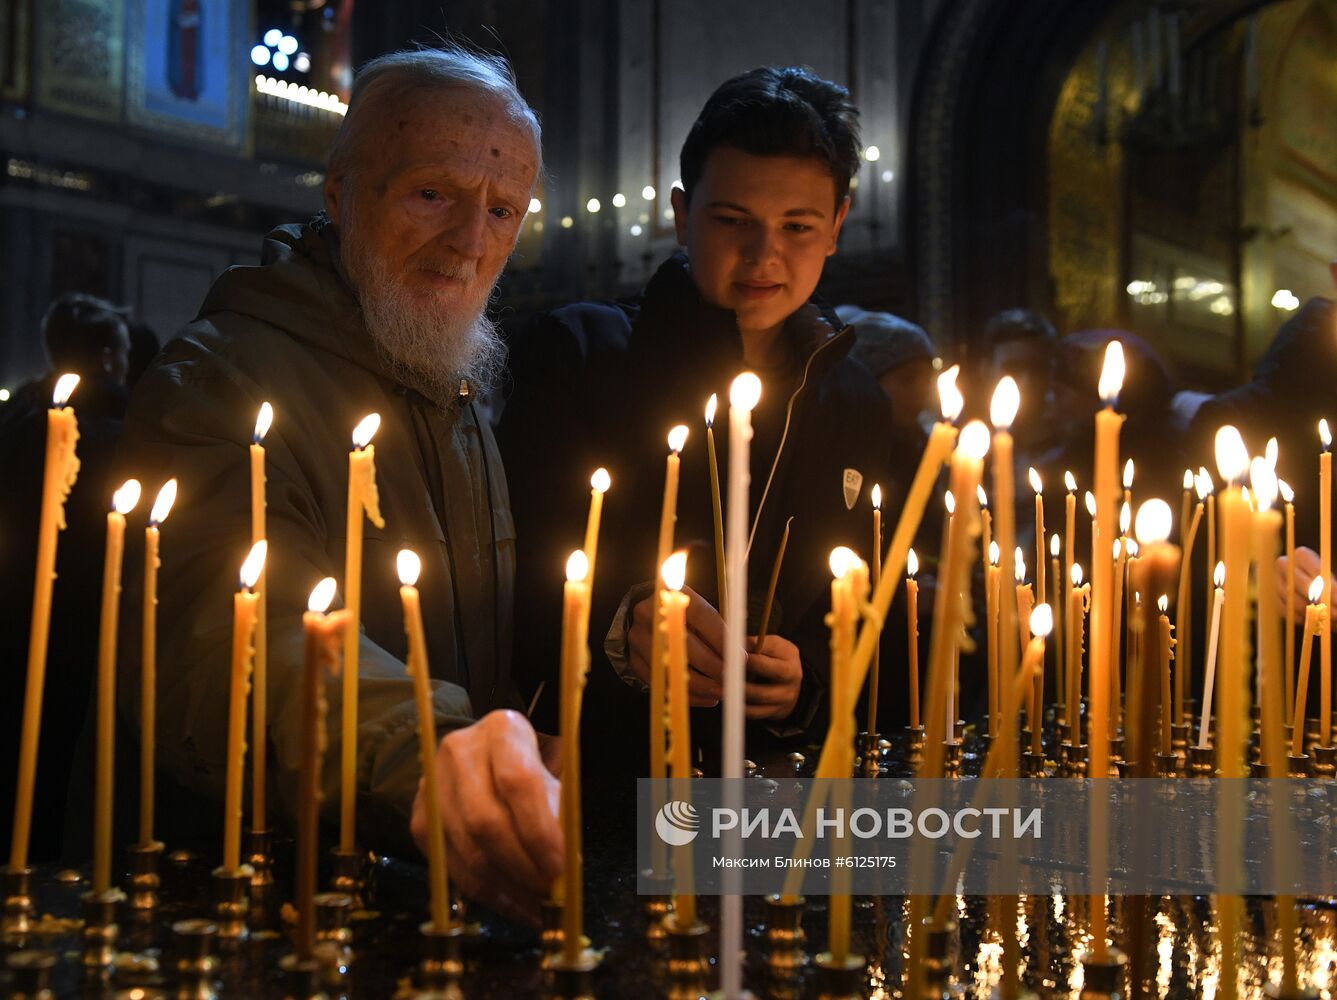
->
xmin=410 ymin=709 xmax=562 ymax=927
xmin=744 ymin=633 xmax=803 ymax=720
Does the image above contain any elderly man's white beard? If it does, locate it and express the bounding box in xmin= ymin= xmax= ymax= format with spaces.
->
xmin=341 ymin=225 xmax=506 ymax=405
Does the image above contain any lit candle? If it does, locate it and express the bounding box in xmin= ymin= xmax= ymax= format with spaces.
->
xmin=721 ymin=374 xmax=759 ymax=998
xmin=250 ymin=402 xmax=272 ymax=835
xmin=298 ymin=579 xmax=348 ymax=960
xmin=1174 ymin=478 xmax=1205 ymax=724
xmin=990 ymin=376 xmax=1021 ymax=740
xmin=1291 ymin=577 xmax=1326 ymax=757
xmin=1180 ymin=469 xmax=1193 ymax=560
xmin=1086 ymin=491 xmax=1098 ymax=572
xmin=1030 ymin=467 xmax=1046 ymax=618
xmin=944 ymin=491 xmax=957 ymax=736
xmin=397 ymin=550 xmax=452 ymax=932
xmin=557 ymin=549 xmax=593 ymax=957
xmin=1123 ymin=459 xmax=1135 ymax=514
xmin=341 ymin=413 xmax=385 ymax=853
xmin=662 ymin=552 xmax=695 ymax=927
xmin=1050 ymin=532 xmax=1063 ymax=717
xmin=584 ymin=468 xmax=611 ymax=595
xmin=1067 ymin=563 xmax=1088 ymax=748
xmin=651 ymin=425 xmax=689 ymax=797
xmin=906 ymin=549 xmax=921 ymax=730
xmin=1064 ymin=470 xmax=1077 ymax=715
xmin=139 ymin=479 xmax=177 ymax=848
xmin=1280 ymin=479 xmax=1297 ymax=724
xmin=1251 ymin=459 xmax=1285 ymax=775
xmin=1130 ymin=502 xmax=1179 ymax=768
xmin=1157 ymin=595 xmax=1173 ymax=756
xmin=754 ymin=515 xmax=792 ymax=650
xmin=92 ymin=479 xmax=141 ymax=893
xmin=1202 ymin=466 xmax=1217 ymax=657
xmin=10 ymin=373 xmax=80 ymax=873
xmin=868 ymin=485 xmax=884 ymax=737
xmin=1111 ymin=538 xmax=1127 ymax=735
xmin=1198 ymin=562 xmax=1226 ymax=749
xmin=978 ymin=484 xmax=992 ymax=583
xmin=705 ymin=394 xmax=726 ymax=615
xmin=224 ymin=541 xmax=267 ymax=872
xmin=1015 ymin=549 xmax=1035 ymax=733
xmin=1320 ymin=419 xmax=1332 ymax=746
xmin=826 ymin=546 xmax=865 ymax=966
xmin=986 ymin=541 xmax=1001 ymax=736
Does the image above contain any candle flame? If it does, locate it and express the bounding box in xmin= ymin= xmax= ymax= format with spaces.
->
xmin=352 ymin=413 xmax=381 ymax=449
xmin=936 ymin=365 xmax=963 ymax=422
xmin=944 ymin=490 xmax=955 ymax=514
xmin=1321 ymin=419 xmax=1332 ymax=451
xmin=1214 ymin=425 xmax=1249 ymax=483
xmin=829 ymin=545 xmax=859 ymax=578
xmin=240 ymin=540 xmax=267 ymax=590
xmin=1157 ymin=594 xmax=1168 ymax=613
xmin=704 ymin=393 xmax=717 ymax=427
xmin=1120 ymin=502 xmax=1131 ymax=535
xmin=254 ymin=402 xmax=273 ymax=443
xmin=1265 ymin=436 xmax=1278 ymax=469
xmin=1310 ymin=575 xmax=1325 ymax=604
xmin=1015 ymin=548 xmax=1026 ymax=582
xmin=1123 ymin=459 xmax=1134 ymax=489
xmin=661 ymin=551 xmax=687 ymax=591
xmin=566 ymin=549 xmax=590 ymax=584
xmin=1126 ymin=538 xmax=1140 ymax=557
xmin=112 ymin=479 xmax=142 ymax=515
xmin=667 ymin=424 xmax=689 ymax=454
xmin=397 ymin=549 xmax=422 ymax=587
xmin=976 ymin=484 xmax=988 ymax=509
xmin=1065 ymin=470 xmax=1077 ymax=493
xmin=1098 ymin=340 xmax=1125 ymax=405
xmin=957 ymin=420 xmax=990 ymax=460
xmin=871 ymin=483 xmax=882 ymax=510
xmin=1050 ymin=533 xmax=1061 ymax=557
xmin=990 ymin=375 xmax=1020 ymax=430
xmin=989 ymin=540 xmax=1000 ymax=566
xmin=1029 ymin=603 xmax=1053 ymax=638
xmin=730 ymin=372 xmax=762 ymax=412
xmin=308 ymin=577 xmax=337 ymax=613
xmin=1029 ymin=467 xmax=1043 ymax=494
xmin=1195 ymin=469 xmax=1213 ymax=500
xmin=591 ymin=467 xmax=611 ymax=493
xmin=1084 ymin=491 xmax=1096 ymax=517
xmin=1071 ymin=563 xmax=1084 ymax=586
xmin=1279 ymin=479 xmax=1294 ymax=504
xmin=1113 ymin=539 xmax=1123 ymax=559
xmin=150 ymin=479 xmax=177 ymax=525
xmin=907 ymin=548 xmax=919 ymax=578
xmin=52 ymin=373 xmax=79 ymax=407
xmin=1183 ymin=469 xmax=1194 ymax=490
xmin=1214 ymin=561 xmax=1225 ymax=588
xmin=1134 ymin=498 xmax=1172 ymax=545
xmin=1241 ymin=485 xmax=1252 ymax=509
xmin=1250 ymin=457 xmax=1278 ymax=511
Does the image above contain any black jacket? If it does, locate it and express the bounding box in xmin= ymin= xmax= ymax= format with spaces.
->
xmin=498 ymin=254 xmax=895 ymax=770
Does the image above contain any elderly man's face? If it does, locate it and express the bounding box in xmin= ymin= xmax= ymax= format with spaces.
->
xmin=326 ymin=87 xmax=538 ymax=395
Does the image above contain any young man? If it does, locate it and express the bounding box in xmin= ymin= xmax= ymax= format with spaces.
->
xmin=499 ymin=67 xmax=894 ymax=770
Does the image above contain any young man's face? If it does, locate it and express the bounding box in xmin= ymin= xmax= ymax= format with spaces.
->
xmin=672 ymin=147 xmax=849 ymax=338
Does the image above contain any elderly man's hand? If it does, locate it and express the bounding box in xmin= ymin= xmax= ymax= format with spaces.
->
xmin=628 ymin=586 xmax=725 ymax=706
xmin=411 ymin=709 xmax=562 ymax=927
xmin=1276 ymin=547 xmax=1337 ymax=626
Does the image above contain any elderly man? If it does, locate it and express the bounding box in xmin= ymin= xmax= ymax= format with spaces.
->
xmin=118 ymin=47 xmax=559 ymax=924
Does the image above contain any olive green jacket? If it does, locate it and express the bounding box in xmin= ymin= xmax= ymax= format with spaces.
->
xmin=117 ymin=215 xmax=518 ymax=854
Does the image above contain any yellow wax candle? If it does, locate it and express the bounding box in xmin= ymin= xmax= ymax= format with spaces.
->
xmin=1123 ymin=459 xmax=1134 ymax=517
xmin=1321 ymin=420 xmax=1332 ymax=745
xmin=990 ymin=377 xmax=1021 ymax=736
xmin=224 ymin=541 xmax=267 ymax=872
xmin=1064 ymin=472 xmax=1077 ymax=711
xmin=651 ymin=426 xmax=688 ymax=793
xmin=1198 ymin=563 xmax=1226 ymax=749
xmin=1203 ymin=471 xmax=1217 ymax=692
xmin=250 ymin=402 xmax=272 ymax=833
xmin=10 ymin=373 xmax=80 ymax=872
xmin=662 ymin=552 xmax=695 ymax=927
xmin=1292 ymin=578 xmax=1325 ymax=757
xmin=979 ymin=487 xmax=992 ymax=582
xmin=1030 ymin=468 xmax=1046 ymax=619
xmin=1180 ymin=470 xmax=1193 ymax=568
xmin=341 ymin=414 xmax=385 ymax=853
xmin=1068 ymin=564 xmax=1088 ymax=747
xmin=1050 ymin=532 xmax=1064 ymax=717
xmin=906 ymin=550 xmax=921 ymax=730
xmin=558 ymin=549 xmax=593 ymax=957
xmin=298 ymin=580 xmax=348 ymax=960
xmin=986 ymin=543 xmax=1000 ymax=735
xmin=1015 ymin=555 xmax=1035 ymax=729
xmin=1281 ymin=479 xmax=1297 ymax=724
xmin=1111 ymin=537 xmax=1127 ymax=734
xmin=1250 ymin=461 xmax=1286 ymax=774
xmin=868 ymin=485 xmax=884 ymax=736
xmin=755 ymin=515 xmax=792 ymax=650
xmin=398 ymin=551 xmax=452 ymax=933
xmin=92 ymin=480 xmax=141 ymax=893
xmin=1177 ymin=475 xmax=1208 ymax=723
xmin=1157 ymin=597 xmax=1173 ymax=756
xmin=584 ymin=468 xmax=611 ymax=592
xmin=705 ymin=395 xmax=727 ymax=616
xmin=139 ymin=480 xmax=177 ymax=848
xmin=826 ymin=546 xmax=862 ymax=965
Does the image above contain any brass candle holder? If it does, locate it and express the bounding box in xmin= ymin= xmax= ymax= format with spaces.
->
xmin=1113 ymin=759 xmax=1135 ymax=779
xmin=1289 ymin=752 xmax=1313 ymax=778
xmin=542 ymin=944 xmax=601 ymax=999
xmin=81 ymin=887 xmax=125 ymax=982
xmin=245 ymin=827 xmax=275 ymax=890
xmin=903 ymin=726 xmax=926 ymax=769
xmin=1079 ymin=946 xmax=1127 ymax=999
xmin=664 ymin=914 xmax=710 ymax=1000
xmin=943 ymin=740 xmax=963 ymax=777
xmin=126 ymin=840 xmax=164 ymax=912
xmin=540 ymin=898 xmax=564 ymax=958
xmin=1155 ymin=752 xmax=1179 ymax=777
xmin=328 ymin=847 xmax=365 ymax=907
xmin=1188 ymin=745 xmax=1216 ymax=777
xmin=921 ymin=915 xmax=957 ymax=999
xmin=1312 ymin=746 xmax=1336 ymax=778
xmin=279 ymin=953 xmax=328 ymax=1000
xmin=640 ymin=869 xmax=674 ymax=946
xmin=763 ymin=893 xmax=807 ymax=994
xmin=211 ymin=865 xmax=252 ymax=942
xmin=1021 ymin=751 xmax=1047 ymax=777
xmin=1170 ymin=722 xmax=1190 ymax=754
xmin=314 ymin=891 xmax=354 ymax=982
xmin=1063 ymin=743 xmax=1088 ymax=777
xmin=5 ymin=950 xmax=55 ymax=1000
xmin=813 ymin=949 xmax=864 ymax=1000
xmin=417 ymin=920 xmax=465 ymax=998
xmin=172 ymin=918 xmax=219 ymax=1000
xmin=1 ymin=865 xmax=34 ymax=944
xmin=1109 ymin=734 xmax=1125 ymax=762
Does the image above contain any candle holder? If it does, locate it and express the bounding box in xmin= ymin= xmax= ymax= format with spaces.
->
xmin=1 ymin=865 xmax=34 ymax=944
xmin=245 ymin=828 xmax=275 ymax=890
xmin=417 ymin=920 xmax=465 ymax=998
xmin=921 ymin=915 xmax=957 ymax=999
xmin=1312 ymin=746 xmax=1336 ymax=778
xmin=540 ymin=898 xmax=565 ymax=957
xmin=450 ymin=890 xmax=482 ymax=939
xmin=1305 ymin=718 xmax=1321 ymax=749
xmin=787 ymin=751 xmax=807 ymax=774
xmin=125 ymin=840 xmax=164 ymax=912
xmin=1113 ymin=759 xmax=1136 ymax=779
xmin=542 ymin=945 xmax=601 ymax=999
xmin=640 ymin=870 xmax=674 ymax=946
xmin=1289 ymin=752 xmax=1312 ymax=778
xmin=81 ymin=887 xmax=124 ymax=982
xmin=813 ymin=950 xmax=864 ymax=1000
xmin=1154 ymin=752 xmax=1179 ymax=777
xmin=1021 ymin=751 xmax=1047 ymax=777
xmin=5 ymin=950 xmax=55 ymax=999
xmin=663 ymin=914 xmax=710 ymax=1000
xmin=763 ymin=893 xmax=807 ymax=993
xmin=1063 ymin=744 xmax=1088 ymax=777
xmin=1057 ymin=741 xmax=1073 ymax=769
xmin=279 ymin=953 xmax=327 ymax=1000
xmin=1079 ymin=946 xmax=1127 ymax=998
xmin=172 ymin=918 xmax=219 ymax=999
xmin=211 ymin=865 xmax=252 ymax=942
xmin=314 ymin=891 xmax=354 ymax=980
xmin=1110 ymin=735 xmax=1125 ymax=763
xmin=953 ymin=718 xmax=966 ymax=742
xmin=943 ymin=740 xmax=963 ymax=777
xmin=903 ymin=727 xmax=926 ymax=769
xmin=328 ymin=847 xmax=365 ymax=906
xmin=1188 ymin=745 xmax=1215 ymax=777
xmin=1170 ymin=723 xmax=1190 ymax=754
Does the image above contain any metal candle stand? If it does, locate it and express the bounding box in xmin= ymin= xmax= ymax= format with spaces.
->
xmin=5 ymin=950 xmax=55 ymax=1000
xmin=763 ymin=893 xmax=807 ymax=995
xmin=542 ymin=945 xmax=601 ymax=999
xmin=246 ymin=828 xmax=275 ymax=890
xmin=920 ymin=915 xmax=957 ymax=1000
xmin=1312 ymin=746 xmax=1337 ymax=777
xmin=1 ymin=865 xmax=34 ymax=944
xmin=813 ymin=950 xmax=864 ymax=1000
xmin=639 ymin=870 xmax=674 ymax=946
xmin=417 ymin=920 xmax=465 ymax=999
xmin=904 ymin=727 xmax=926 ymax=770
xmin=1188 ymin=745 xmax=1216 ymax=777
xmin=328 ymin=847 xmax=365 ymax=907
xmin=172 ymin=917 xmax=219 ymax=1000
xmin=80 ymin=887 xmax=124 ymax=983
xmin=1080 ymin=946 xmax=1127 ymax=999
xmin=314 ymin=891 xmax=355 ymax=985
xmin=279 ymin=953 xmax=328 ymax=1000
xmin=1289 ymin=752 xmax=1313 ymax=778
xmin=942 ymin=740 xmax=963 ymax=777
xmin=211 ymin=865 xmax=252 ymax=942
xmin=663 ymin=913 xmax=710 ymax=1000
xmin=126 ymin=840 xmax=164 ymax=912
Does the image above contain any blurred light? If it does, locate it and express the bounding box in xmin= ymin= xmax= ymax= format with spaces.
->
xmin=642 ymin=185 xmax=656 ymax=200
xmin=278 ymin=34 xmax=299 ymax=55
xmin=586 ymin=198 xmax=601 ymax=213
xmin=255 ymin=75 xmax=346 ymax=115
xmin=881 ymin=169 xmax=894 ymax=182
xmin=251 ymin=44 xmax=271 ymax=67
xmin=263 ymin=28 xmax=283 ymax=47
xmin=528 ymin=197 xmax=542 ymax=214
xmin=532 ymin=221 xmax=544 ymax=233
xmin=0 ymin=388 xmax=9 ymax=402
xmin=864 ymin=145 xmax=881 ymax=162
xmin=630 ymin=224 xmax=643 ymax=236
xmin=1271 ymin=289 xmax=1300 ymax=311
xmin=560 ymin=215 xmax=574 ymax=229
xmin=671 ymin=178 xmax=683 ymax=191
xmin=611 ymin=192 xmax=626 ymax=208
xmin=294 ymin=52 xmax=311 ymax=74
xmin=663 ymin=207 xmax=674 ymax=220
xmin=272 ymin=51 xmax=290 ymax=72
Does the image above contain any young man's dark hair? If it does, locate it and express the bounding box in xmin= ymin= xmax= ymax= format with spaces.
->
xmin=40 ymin=293 xmax=130 ymax=380
xmin=983 ymin=308 xmax=1057 ymax=349
xmin=679 ymin=66 xmax=861 ymax=208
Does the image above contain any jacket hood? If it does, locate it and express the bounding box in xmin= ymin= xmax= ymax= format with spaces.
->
xmin=198 ymin=214 xmax=383 ymax=376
